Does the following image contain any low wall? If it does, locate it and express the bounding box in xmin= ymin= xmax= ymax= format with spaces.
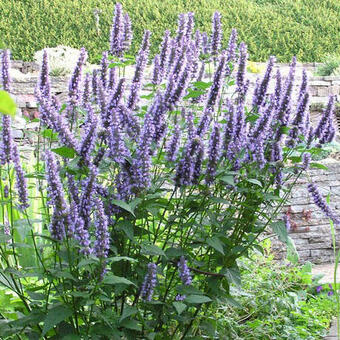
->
xmin=272 ymin=160 xmax=340 ymax=264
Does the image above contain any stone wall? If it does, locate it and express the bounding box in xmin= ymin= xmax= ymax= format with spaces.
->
xmin=272 ymin=160 xmax=340 ymax=264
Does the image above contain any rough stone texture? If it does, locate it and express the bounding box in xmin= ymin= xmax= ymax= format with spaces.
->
xmin=272 ymin=160 xmax=340 ymax=264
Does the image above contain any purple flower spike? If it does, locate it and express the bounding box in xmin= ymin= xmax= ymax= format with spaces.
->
xmin=201 ymin=32 xmax=210 ymax=55
xmin=94 ymin=197 xmax=110 ymax=259
xmin=67 ymin=47 xmax=87 ymax=123
xmin=274 ymin=69 xmax=282 ymax=109
xmin=176 ymin=13 xmax=187 ymax=45
xmin=159 ymin=30 xmax=171 ymax=78
xmin=141 ymin=263 xmax=157 ymax=301
xmin=194 ymin=29 xmax=202 ymax=51
xmin=123 ymin=12 xmax=133 ymax=53
xmin=308 ymin=183 xmax=340 ymax=226
xmin=178 ymin=256 xmax=192 ymax=286
xmin=12 ymin=145 xmax=29 ymax=210
xmin=110 ymin=2 xmax=124 ymax=57
xmin=0 ymin=114 xmax=13 ymax=165
xmin=226 ymin=28 xmax=238 ymax=62
xmin=283 ymin=214 xmax=291 ymax=232
xmin=206 ymin=123 xmax=221 ymax=185
xmin=108 ymin=67 xmax=117 ymax=91
xmin=211 ymin=11 xmax=222 ymax=57
xmin=100 ymin=51 xmax=109 ymax=89
xmin=314 ymin=96 xmax=335 ymax=141
xmin=236 ymin=42 xmax=249 ymax=103
xmin=82 ymin=73 xmax=91 ymax=106
xmin=252 ymin=56 xmax=275 ymax=108
xmin=185 ymin=12 xmax=195 ymax=41
xmin=166 ymin=123 xmax=181 ymax=162
xmin=302 ymin=152 xmax=311 ymax=170
xmin=38 ymin=50 xmax=51 ymax=99
xmin=206 ymin=52 xmax=226 ymax=109
xmin=1 ymin=49 xmax=11 ymax=92
xmin=152 ymin=54 xmax=161 ymax=86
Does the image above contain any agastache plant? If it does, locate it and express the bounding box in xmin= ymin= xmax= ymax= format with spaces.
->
xmin=1 ymin=7 xmax=339 ymax=339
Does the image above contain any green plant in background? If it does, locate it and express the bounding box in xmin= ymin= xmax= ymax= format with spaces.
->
xmin=316 ymin=55 xmax=340 ymax=76
xmin=210 ymin=246 xmax=337 ymax=339
xmin=1 ymin=0 xmax=340 ymax=63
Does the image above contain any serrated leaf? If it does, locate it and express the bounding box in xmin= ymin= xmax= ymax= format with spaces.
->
xmin=51 ymin=147 xmax=76 ymax=159
xmin=42 ymin=305 xmax=72 ymax=336
xmin=111 ymin=199 xmax=135 ymax=216
xmin=103 ymin=274 xmax=136 ymax=286
xmin=271 ymin=220 xmax=288 ymax=243
xmin=192 ymin=81 xmax=212 ymax=89
xmin=119 ymin=319 xmax=142 ymax=331
xmin=173 ymin=302 xmax=186 ymax=315
xmin=206 ymin=237 xmax=224 ymax=255
xmin=185 ymin=295 xmax=212 ymax=304
xmin=0 ymin=90 xmax=16 ymax=116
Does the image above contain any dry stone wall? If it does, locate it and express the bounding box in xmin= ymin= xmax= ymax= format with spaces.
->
xmin=272 ymin=160 xmax=340 ymax=264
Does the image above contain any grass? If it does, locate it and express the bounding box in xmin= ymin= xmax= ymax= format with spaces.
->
xmin=0 ymin=0 xmax=340 ymax=63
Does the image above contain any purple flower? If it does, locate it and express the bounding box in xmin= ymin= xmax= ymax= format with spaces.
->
xmin=78 ymin=106 xmax=98 ymax=164
xmin=252 ymin=56 xmax=275 ymax=108
xmin=67 ymin=47 xmax=87 ymax=123
xmin=206 ymin=123 xmax=221 ymax=185
xmin=91 ymin=69 xmax=99 ymax=102
xmin=283 ymin=214 xmax=291 ymax=232
xmin=108 ymin=108 xmax=130 ymax=163
xmin=308 ymin=183 xmax=340 ymax=226
xmin=166 ymin=123 xmax=181 ymax=162
xmin=211 ymin=12 xmax=222 ymax=57
xmin=141 ymin=263 xmax=157 ymax=301
xmin=316 ymin=285 xmax=323 ymax=293
xmin=178 ymin=256 xmax=192 ymax=286
xmin=123 ymin=13 xmax=133 ymax=53
xmin=12 ymin=144 xmax=29 ymax=210
xmin=194 ymin=29 xmax=202 ymax=51
xmin=1 ymin=49 xmax=11 ymax=92
xmin=152 ymin=54 xmax=161 ymax=85
xmin=236 ymin=42 xmax=249 ymax=103
xmin=176 ymin=13 xmax=187 ymax=45
xmin=314 ymin=96 xmax=335 ymax=141
xmin=175 ymin=294 xmax=186 ymax=301
xmin=133 ymin=112 xmax=155 ymax=190
xmin=3 ymin=184 xmax=9 ymax=199
xmin=274 ymin=69 xmax=282 ymax=109
xmin=93 ymin=197 xmax=110 ymax=259
xmin=108 ymin=67 xmax=117 ymax=91
xmin=206 ymin=52 xmax=226 ymax=109
xmin=100 ymin=51 xmax=109 ymax=89
xmin=226 ymin=28 xmax=238 ymax=63
xmin=192 ymin=141 xmax=204 ymax=184
xmin=82 ymin=73 xmax=91 ymax=106
xmin=298 ymin=69 xmax=308 ymax=102
xmin=185 ymin=12 xmax=195 ymax=41
xmin=302 ymin=152 xmax=311 ymax=170
xmin=0 ymin=115 xmax=13 ymax=165
xmin=110 ymin=2 xmax=124 ymax=57
xmin=38 ymin=50 xmax=51 ymax=99
xmin=201 ymin=32 xmax=210 ymax=55
xmin=70 ymin=202 xmax=92 ymax=255
xmin=159 ymin=30 xmax=171 ymax=78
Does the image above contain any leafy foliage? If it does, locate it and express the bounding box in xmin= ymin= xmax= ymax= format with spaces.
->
xmin=1 ymin=0 xmax=340 ymax=62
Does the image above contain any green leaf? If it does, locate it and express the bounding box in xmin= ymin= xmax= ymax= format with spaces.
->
xmin=271 ymin=220 xmax=289 ymax=243
xmin=51 ymin=147 xmax=76 ymax=159
xmin=111 ymin=199 xmax=135 ymax=216
xmin=42 ymin=305 xmax=73 ymax=336
xmin=119 ymin=306 xmax=138 ymax=322
xmin=222 ymin=267 xmax=241 ymax=287
xmin=108 ymin=256 xmax=138 ymax=264
xmin=246 ymin=178 xmax=263 ymax=187
xmin=220 ymin=176 xmax=235 ymax=186
xmin=62 ymin=336 xmax=81 ymax=340
xmin=206 ymin=237 xmax=224 ymax=255
xmin=102 ymin=274 xmax=136 ymax=286
xmin=185 ymin=295 xmax=212 ymax=304
xmin=119 ymin=319 xmax=142 ymax=331
xmin=183 ymin=89 xmax=205 ymax=100
xmin=310 ymin=162 xmax=328 ymax=170
xmin=173 ymin=301 xmax=186 ymax=315
xmin=141 ymin=243 xmax=166 ymax=257
xmin=192 ymin=81 xmax=212 ymax=90
xmin=287 ymin=237 xmax=299 ymax=264
xmin=0 ymin=90 xmax=16 ymax=116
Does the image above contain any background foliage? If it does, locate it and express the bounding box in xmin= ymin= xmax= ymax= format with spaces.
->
xmin=1 ymin=0 xmax=340 ymax=63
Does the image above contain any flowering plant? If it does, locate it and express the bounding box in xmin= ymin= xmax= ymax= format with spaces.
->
xmin=0 ymin=4 xmax=338 ymax=339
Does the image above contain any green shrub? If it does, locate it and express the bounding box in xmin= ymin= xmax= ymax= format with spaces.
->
xmin=316 ymin=54 xmax=340 ymax=76
xmin=1 ymin=0 xmax=340 ymax=63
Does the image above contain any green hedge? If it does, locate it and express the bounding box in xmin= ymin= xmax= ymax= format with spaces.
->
xmin=1 ymin=0 xmax=340 ymax=63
